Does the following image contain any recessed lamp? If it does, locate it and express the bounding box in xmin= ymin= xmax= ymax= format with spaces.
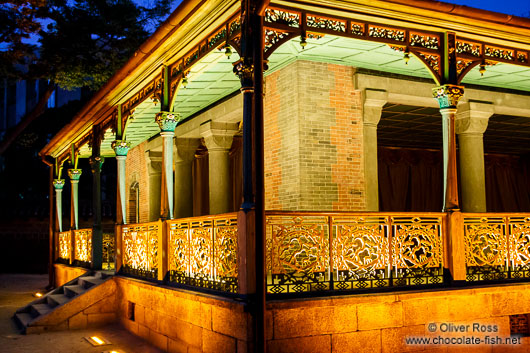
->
xmin=85 ymin=335 xmax=111 ymax=346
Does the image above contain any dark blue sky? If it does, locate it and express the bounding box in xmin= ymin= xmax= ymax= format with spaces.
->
xmin=440 ymin=0 xmax=530 ymax=17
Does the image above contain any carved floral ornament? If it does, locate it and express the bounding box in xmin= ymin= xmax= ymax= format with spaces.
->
xmin=67 ymin=168 xmax=83 ymax=181
xmin=155 ymin=111 xmax=182 ymax=132
xmin=111 ymin=140 xmax=131 ymax=156
xmin=432 ymin=85 xmax=464 ymax=109
xmin=53 ymin=179 xmax=65 ymax=190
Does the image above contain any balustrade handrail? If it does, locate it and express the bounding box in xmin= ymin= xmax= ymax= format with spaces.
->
xmin=121 ymin=220 xmax=162 ymax=280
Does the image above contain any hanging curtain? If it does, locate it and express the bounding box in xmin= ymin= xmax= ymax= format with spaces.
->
xmin=378 ymin=147 xmax=443 ymax=212
xmin=485 ymin=154 xmax=530 ymax=212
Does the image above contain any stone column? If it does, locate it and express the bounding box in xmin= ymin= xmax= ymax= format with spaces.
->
xmin=112 ymin=140 xmax=130 ymax=224
xmin=433 ymin=85 xmax=464 ymax=211
xmin=146 ymin=151 xmax=162 ymax=221
xmin=456 ymin=101 xmax=494 ymax=212
xmin=155 ymin=112 xmax=180 ymax=220
xmin=174 ymin=138 xmax=200 ymax=218
xmin=363 ymin=89 xmax=387 ymax=211
xmin=201 ymin=121 xmax=239 ymax=215
xmin=67 ymin=169 xmax=82 ymax=230
xmin=53 ymin=179 xmax=65 ymax=232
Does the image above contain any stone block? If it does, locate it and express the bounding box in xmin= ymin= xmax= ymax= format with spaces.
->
xmin=381 ymin=325 xmax=426 ymax=353
xmin=268 ymin=335 xmax=332 ymax=353
xmin=202 ymin=329 xmax=236 ymax=353
xmin=402 ymin=297 xmax=449 ymax=326
xmin=274 ymin=305 xmax=357 ymax=339
xmin=83 ymin=295 xmax=116 ymax=314
xmin=170 ymin=297 xmax=211 ymax=329
xmin=87 ymin=312 xmax=116 ymax=326
xmin=447 ymin=294 xmax=491 ymax=321
xmin=135 ymin=303 xmax=145 ymax=325
xmin=332 ymin=330 xmax=381 ymax=353
xmin=138 ymin=324 xmax=150 ymax=341
xmin=68 ymin=312 xmax=87 ymax=330
xmin=237 ymin=339 xmax=250 ymax=353
xmin=144 ymin=308 xmax=159 ymax=332
xmin=149 ymin=329 xmax=168 ymax=351
xmin=167 ymin=338 xmax=187 ymax=353
xmin=357 ymin=301 xmax=402 ymax=330
xmin=212 ymin=305 xmax=248 ymax=340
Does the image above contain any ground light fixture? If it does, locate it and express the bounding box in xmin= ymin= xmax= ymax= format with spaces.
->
xmin=34 ymin=292 xmax=43 ymax=298
xmin=102 ymin=350 xmax=126 ymax=353
xmin=85 ymin=335 xmax=111 ymax=346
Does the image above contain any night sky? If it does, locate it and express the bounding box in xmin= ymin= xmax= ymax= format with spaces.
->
xmin=439 ymin=0 xmax=530 ymax=17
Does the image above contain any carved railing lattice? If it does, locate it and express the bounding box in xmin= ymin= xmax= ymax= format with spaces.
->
xmin=167 ymin=213 xmax=238 ymax=293
xmin=464 ymin=215 xmax=530 ymax=282
xmin=74 ymin=228 xmax=92 ymax=265
xmin=266 ymin=212 xmax=444 ymax=294
xmin=121 ymin=222 xmax=160 ymax=279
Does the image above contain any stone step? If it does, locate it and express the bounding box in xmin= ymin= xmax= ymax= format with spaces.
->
xmin=31 ymin=304 xmax=53 ymax=317
xmin=79 ymin=276 xmax=104 ymax=288
xmin=14 ymin=312 xmax=33 ymax=328
xmin=47 ymin=294 xmax=69 ymax=307
xmin=64 ymin=285 xmax=86 ymax=298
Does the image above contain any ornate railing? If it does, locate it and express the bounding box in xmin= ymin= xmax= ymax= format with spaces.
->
xmin=121 ymin=221 xmax=161 ymax=279
xmin=58 ymin=231 xmax=71 ymax=261
xmin=102 ymin=232 xmax=115 ymax=270
xmin=265 ymin=212 xmax=445 ymax=294
xmin=167 ymin=213 xmax=238 ymax=293
xmin=464 ymin=214 xmax=530 ymax=282
xmin=73 ymin=228 xmax=92 ymax=266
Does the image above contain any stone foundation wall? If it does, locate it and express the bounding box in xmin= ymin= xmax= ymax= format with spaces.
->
xmin=266 ymin=284 xmax=530 ymax=353
xmin=54 ymin=265 xmax=530 ymax=352
xmin=115 ymin=277 xmax=252 ymax=353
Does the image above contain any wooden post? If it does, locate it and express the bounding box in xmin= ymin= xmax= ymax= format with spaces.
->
xmin=115 ymin=224 xmax=123 ymax=272
xmin=90 ymin=126 xmax=104 ymax=270
xmin=447 ymin=211 xmax=466 ymax=281
xmin=158 ymin=220 xmax=168 ymax=281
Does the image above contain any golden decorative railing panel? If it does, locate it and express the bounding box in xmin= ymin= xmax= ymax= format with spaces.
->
xmin=464 ymin=214 xmax=530 ymax=281
xmin=58 ymin=231 xmax=71 ymax=261
xmin=266 ymin=212 xmax=444 ymax=294
xmin=74 ymin=228 xmax=93 ymax=264
xmin=121 ymin=221 xmax=160 ymax=279
xmin=168 ymin=213 xmax=238 ymax=293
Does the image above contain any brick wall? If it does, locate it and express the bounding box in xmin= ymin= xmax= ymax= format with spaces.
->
xmin=125 ymin=142 xmax=150 ymax=223
xmin=264 ymin=60 xmax=365 ymax=211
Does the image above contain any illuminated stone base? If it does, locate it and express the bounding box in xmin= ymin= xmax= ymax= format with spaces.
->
xmin=53 ymin=265 xmax=530 ymax=352
xmin=54 ymin=263 xmax=88 ymax=287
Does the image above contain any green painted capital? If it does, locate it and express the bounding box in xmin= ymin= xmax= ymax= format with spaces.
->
xmin=89 ymin=156 xmax=104 ymax=173
xmin=155 ymin=111 xmax=181 ymax=132
xmin=67 ymin=169 xmax=82 ymax=180
xmin=433 ymin=85 xmax=464 ymax=109
xmin=112 ymin=140 xmax=131 ymax=156
xmin=53 ymin=179 xmax=65 ymax=190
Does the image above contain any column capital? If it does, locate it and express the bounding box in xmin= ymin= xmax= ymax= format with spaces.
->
xmin=175 ymin=138 xmax=200 ymax=163
xmin=200 ymin=121 xmax=239 ymax=151
xmin=67 ymin=169 xmax=82 ymax=181
xmin=456 ymin=101 xmax=494 ymax=135
xmin=433 ymin=84 xmax=464 ymax=109
xmin=155 ymin=111 xmax=182 ymax=132
xmin=233 ymin=59 xmax=254 ymax=90
xmin=89 ymin=156 xmax=104 ymax=174
xmin=53 ymin=179 xmax=65 ymax=190
xmin=112 ymin=140 xmax=130 ymax=156
xmin=363 ymin=89 xmax=387 ymax=126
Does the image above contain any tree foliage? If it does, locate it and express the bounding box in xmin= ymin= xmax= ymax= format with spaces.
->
xmin=1 ymin=0 xmax=173 ymax=89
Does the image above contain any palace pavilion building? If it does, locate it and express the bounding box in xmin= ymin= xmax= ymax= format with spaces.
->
xmin=15 ymin=0 xmax=530 ymax=352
